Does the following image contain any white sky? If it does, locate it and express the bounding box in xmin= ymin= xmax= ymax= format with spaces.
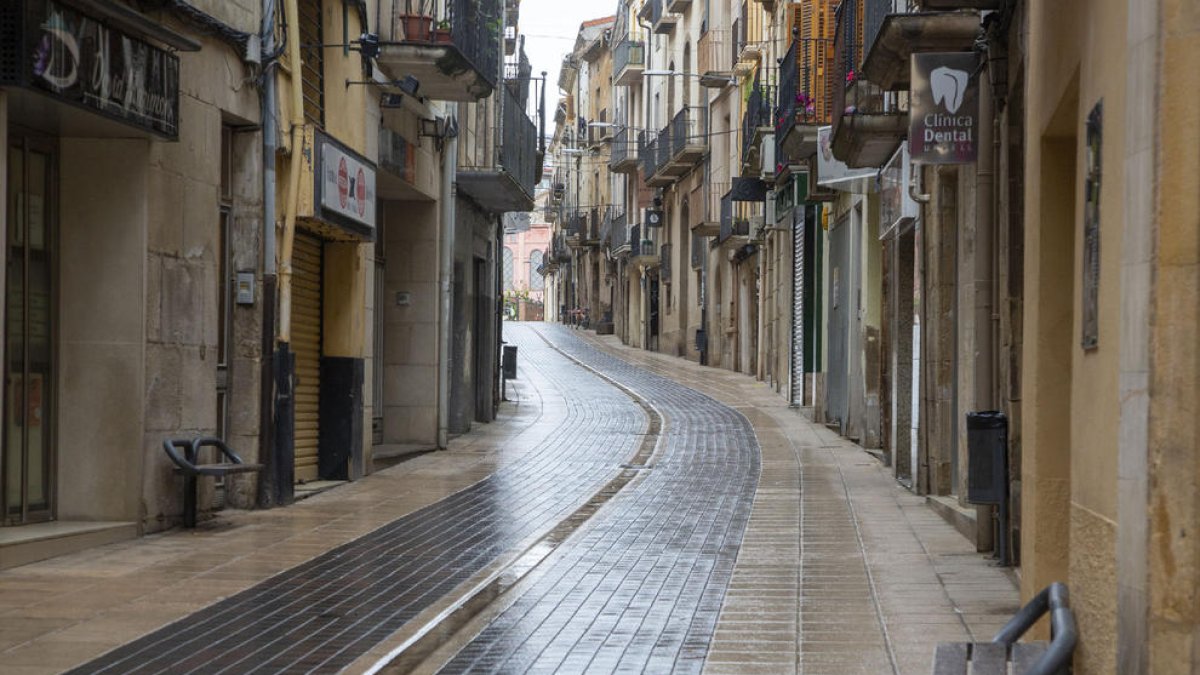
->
xmin=518 ymin=0 xmax=617 ymax=111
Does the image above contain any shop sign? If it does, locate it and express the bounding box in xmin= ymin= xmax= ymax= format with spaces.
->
xmin=317 ymin=133 xmax=377 ymax=235
xmin=23 ymin=0 xmax=181 ymax=138
xmin=879 ymin=142 xmax=919 ymax=240
xmin=910 ymin=52 xmax=980 ymax=164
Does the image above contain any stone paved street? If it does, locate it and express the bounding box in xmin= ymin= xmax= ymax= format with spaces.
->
xmin=0 ymin=324 xmax=1019 ymax=674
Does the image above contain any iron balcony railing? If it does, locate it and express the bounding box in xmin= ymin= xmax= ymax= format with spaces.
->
xmin=741 ymin=73 xmax=775 ymax=165
xmin=610 ymin=126 xmax=638 ymax=170
xmin=566 ymin=211 xmax=585 ymax=238
xmin=671 ymin=106 xmax=706 ymax=158
xmin=656 ymin=125 xmax=671 ymax=173
xmin=611 ymin=208 xmax=629 ymax=249
xmin=614 ymin=39 xmax=646 ymax=77
xmin=777 ymin=37 xmax=836 ymax=140
xmin=599 ymin=206 xmax=613 ymax=244
xmin=639 ymin=131 xmax=657 ymax=180
xmin=831 ymin=0 xmax=903 ymax=143
xmin=380 ymin=0 xmax=502 ymax=90
xmin=500 ymin=84 xmax=539 ymax=198
xmin=629 ymin=224 xmax=642 ymax=257
xmin=698 ymin=28 xmax=733 ymax=79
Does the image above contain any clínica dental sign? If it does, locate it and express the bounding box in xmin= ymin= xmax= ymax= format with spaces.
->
xmin=909 ymin=52 xmax=980 ymax=164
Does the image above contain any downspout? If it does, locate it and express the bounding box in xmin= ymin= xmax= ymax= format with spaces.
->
xmin=437 ymin=105 xmax=460 ymax=450
xmin=259 ymin=0 xmax=279 ymax=507
xmin=279 ymin=0 xmax=305 ymax=346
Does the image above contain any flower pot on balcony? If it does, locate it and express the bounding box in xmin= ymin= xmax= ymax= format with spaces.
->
xmin=432 ymin=27 xmax=452 ymax=43
xmin=398 ymin=14 xmax=433 ymax=42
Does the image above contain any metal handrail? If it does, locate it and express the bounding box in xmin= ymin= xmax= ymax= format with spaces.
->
xmin=992 ymin=582 xmax=1077 ymax=675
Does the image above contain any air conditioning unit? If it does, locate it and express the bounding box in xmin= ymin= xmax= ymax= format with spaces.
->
xmin=760 ymin=133 xmax=776 ymax=178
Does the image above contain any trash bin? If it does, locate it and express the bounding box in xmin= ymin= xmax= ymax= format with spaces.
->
xmin=966 ymin=411 xmax=1007 ymax=505
xmin=502 ymin=344 xmax=518 ymax=380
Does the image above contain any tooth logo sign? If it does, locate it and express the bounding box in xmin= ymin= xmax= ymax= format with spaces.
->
xmin=931 ymin=66 xmax=969 ymax=114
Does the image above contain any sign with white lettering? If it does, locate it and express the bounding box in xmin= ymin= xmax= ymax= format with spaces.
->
xmin=23 ymin=0 xmax=181 ymax=138
xmin=909 ymin=52 xmax=979 ymax=164
xmin=317 ymin=132 xmax=377 ymax=235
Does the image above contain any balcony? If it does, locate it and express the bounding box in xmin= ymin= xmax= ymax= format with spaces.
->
xmin=457 ymin=85 xmax=539 ymax=212
xmin=698 ymin=29 xmax=735 ymax=88
xmin=610 ymin=127 xmax=639 ymax=173
xmin=861 ymin=11 xmax=982 ymax=91
xmin=830 ymin=0 xmax=908 ymax=168
xmin=716 ymin=178 xmax=767 ymax=247
xmin=740 ymin=73 xmax=775 ymax=176
xmin=666 ymin=107 xmax=707 ymax=173
xmin=612 ymin=213 xmax=632 ymax=255
xmin=667 ymin=0 xmax=692 ymax=12
xmin=734 ymin=0 xmax=765 ymax=72
xmin=632 ymin=225 xmax=660 ymax=269
xmin=640 ymin=132 xmax=673 ymax=188
xmin=377 ymin=0 xmax=502 ymax=102
xmin=691 ymin=179 xmax=730 ymax=237
xmin=656 ymin=126 xmax=672 ymax=175
xmin=565 ymin=211 xmax=586 ymax=248
xmin=647 ymin=0 xmax=680 ymax=34
xmin=776 ymin=36 xmax=836 ymax=162
xmin=614 ymin=39 xmax=646 ymax=87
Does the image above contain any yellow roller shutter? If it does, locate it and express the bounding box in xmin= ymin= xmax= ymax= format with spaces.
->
xmin=293 ymin=232 xmax=322 ymax=483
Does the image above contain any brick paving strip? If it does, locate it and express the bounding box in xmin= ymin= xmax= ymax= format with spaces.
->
xmin=567 ymin=333 xmax=1022 ymax=675
xmin=7 ymin=325 xmax=646 ymax=674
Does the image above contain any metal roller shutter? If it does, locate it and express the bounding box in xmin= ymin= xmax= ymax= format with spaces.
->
xmin=791 ymin=207 xmax=805 ymax=406
xmin=293 ymin=232 xmax=323 ymax=483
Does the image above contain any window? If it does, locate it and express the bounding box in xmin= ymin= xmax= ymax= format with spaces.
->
xmin=530 ymin=250 xmax=544 ymax=290
xmin=503 ymin=246 xmax=515 ymax=291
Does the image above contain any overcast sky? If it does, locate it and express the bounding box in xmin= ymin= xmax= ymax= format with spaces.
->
xmin=519 ymin=0 xmax=617 ymax=111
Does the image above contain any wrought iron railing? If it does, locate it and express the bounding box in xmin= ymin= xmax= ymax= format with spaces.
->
xmin=500 ymin=84 xmax=539 ymax=198
xmin=777 ymin=37 xmax=836 ymax=140
xmin=741 ymin=73 xmax=775 ymax=165
xmin=629 ymin=224 xmax=642 ymax=257
xmin=640 ymin=131 xmax=657 ymax=180
xmin=379 ymin=0 xmax=502 ymax=90
xmin=611 ymin=208 xmax=629 ymax=249
xmin=671 ymin=107 xmax=706 ymax=158
xmin=656 ymin=125 xmax=671 ymax=172
xmin=610 ymin=126 xmax=637 ymax=169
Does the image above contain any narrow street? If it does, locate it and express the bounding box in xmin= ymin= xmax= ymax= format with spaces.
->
xmin=0 ymin=325 xmax=1017 ymax=674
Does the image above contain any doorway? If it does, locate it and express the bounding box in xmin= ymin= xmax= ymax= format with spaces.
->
xmin=4 ymin=133 xmax=56 ymax=525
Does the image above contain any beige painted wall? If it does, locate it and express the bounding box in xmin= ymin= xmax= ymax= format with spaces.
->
xmin=380 ymin=200 xmax=441 ymax=445
xmin=1024 ymin=0 xmax=1131 ymax=670
xmin=58 ymin=139 xmax=149 ymax=524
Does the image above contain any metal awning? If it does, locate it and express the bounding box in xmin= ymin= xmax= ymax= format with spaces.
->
xmin=861 ymin=12 xmax=980 ymax=91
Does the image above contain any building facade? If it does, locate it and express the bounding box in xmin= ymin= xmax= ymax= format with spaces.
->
xmin=0 ymin=0 xmax=538 ymax=568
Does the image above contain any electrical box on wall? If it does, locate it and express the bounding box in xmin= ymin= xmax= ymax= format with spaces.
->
xmin=236 ymin=272 xmax=256 ymax=305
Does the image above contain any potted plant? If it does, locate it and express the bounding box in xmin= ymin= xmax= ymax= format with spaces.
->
xmin=396 ymin=1 xmax=433 ymax=41
xmin=433 ymin=19 xmax=452 ymax=43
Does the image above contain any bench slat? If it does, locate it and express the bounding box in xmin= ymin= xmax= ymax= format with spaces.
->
xmin=971 ymin=642 xmax=1007 ymax=675
xmin=1012 ymin=642 xmax=1049 ymax=674
xmin=932 ymin=642 xmax=969 ymax=675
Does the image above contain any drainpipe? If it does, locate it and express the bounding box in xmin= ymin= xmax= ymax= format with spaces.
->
xmin=259 ymin=0 xmax=279 ymax=507
xmin=975 ymin=71 xmax=995 ymax=410
xmin=437 ymin=104 xmax=460 ymax=450
xmin=279 ymin=0 xmax=305 ymax=346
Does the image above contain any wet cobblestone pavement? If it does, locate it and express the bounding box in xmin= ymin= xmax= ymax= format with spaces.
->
xmin=436 ymin=325 xmax=759 ymax=673
xmin=0 ymin=323 xmax=1019 ymax=675
xmin=69 ymin=326 xmax=652 ymax=674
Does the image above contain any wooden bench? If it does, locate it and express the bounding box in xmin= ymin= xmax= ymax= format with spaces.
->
xmin=933 ymin=582 xmax=1076 ymax=675
xmin=162 ymin=437 xmax=263 ymax=528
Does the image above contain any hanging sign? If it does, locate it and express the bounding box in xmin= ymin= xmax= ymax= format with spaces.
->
xmin=316 ymin=131 xmax=377 ymax=237
xmin=909 ymin=52 xmax=980 ymax=164
xmin=21 ymin=0 xmax=181 ymax=138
